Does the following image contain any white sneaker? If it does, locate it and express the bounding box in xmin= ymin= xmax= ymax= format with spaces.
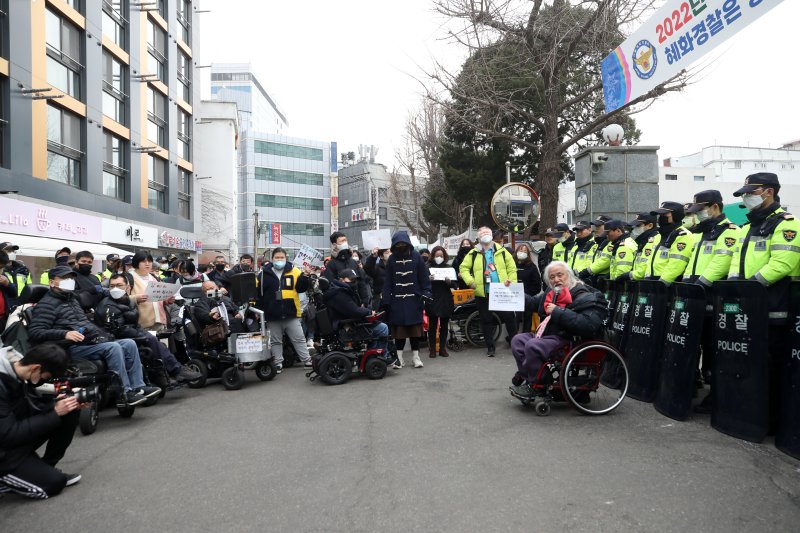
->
xmin=306 ymin=339 xmax=314 ymax=348
xmin=412 ymin=351 xmax=423 ymax=368
xmin=276 ymin=364 xmax=283 ymax=374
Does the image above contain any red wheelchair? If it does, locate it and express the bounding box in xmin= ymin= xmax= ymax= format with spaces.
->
xmin=511 ymin=340 xmax=629 ymax=416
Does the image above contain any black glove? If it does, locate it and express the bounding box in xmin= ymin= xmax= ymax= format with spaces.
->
xmin=615 ymin=272 xmax=632 ymax=281
xmin=578 ymin=269 xmax=591 ymax=279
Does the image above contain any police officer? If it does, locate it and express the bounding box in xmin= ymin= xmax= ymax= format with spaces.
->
xmin=0 ymin=242 xmax=31 ymax=298
xmin=728 ymin=173 xmax=800 ymax=427
xmin=681 ymin=190 xmax=739 ymax=413
xmin=551 ymin=223 xmax=576 ymax=264
xmin=626 ymin=213 xmax=659 ymax=281
xmin=603 ymin=219 xmax=638 ymax=279
xmin=579 ymin=216 xmax=614 ymax=284
xmin=569 ymin=221 xmax=596 ymax=273
xmin=648 ymin=201 xmax=696 ymax=283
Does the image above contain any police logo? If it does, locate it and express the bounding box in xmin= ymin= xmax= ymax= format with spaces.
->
xmin=784 ymin=230 xmax=797 ymax=242
xmin=632 ymin=40 xmax=657 ymax=79
xmin=676 ymin=242 xmax=686 ymax=251
xmin=725 ymin=237 xmax=736 ymax=247
xmin=618 ymin=252 xmax=626 ymax=259
xmin=644 ymin=249 xmax=652 ymax=257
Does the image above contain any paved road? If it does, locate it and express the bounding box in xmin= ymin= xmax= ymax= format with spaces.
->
xmin=2 ymin=347 xmax=799 ymax=532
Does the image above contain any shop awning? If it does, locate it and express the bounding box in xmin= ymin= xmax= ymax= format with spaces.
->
xmin=0 ymin=233 xmax=131 ymax=259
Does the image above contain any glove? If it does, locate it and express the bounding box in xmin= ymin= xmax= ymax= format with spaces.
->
xmin=578 ymin=269 xmax=591 ymax=278
xmin=615 ymin=272 xmax=632 ymax=281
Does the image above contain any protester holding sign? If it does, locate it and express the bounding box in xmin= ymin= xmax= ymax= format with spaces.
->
xmin=128 ymin=252 xmax=175 ymax=331
xmin=509 ymin=261 xmax=607 ymax=400
xmin=425 ymin=246 xmax=454 ymax=358
xmin=364 ymin=247 xmax=390 ymax=310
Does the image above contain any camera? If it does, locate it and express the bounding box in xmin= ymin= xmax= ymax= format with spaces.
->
xmin=54 ymin=378 xmax=100 ymax=404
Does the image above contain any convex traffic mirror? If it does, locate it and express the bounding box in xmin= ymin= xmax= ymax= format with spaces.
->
xmin=490 ymin=182 xmax=540 ymax=232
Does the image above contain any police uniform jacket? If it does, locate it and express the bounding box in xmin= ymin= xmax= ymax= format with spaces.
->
xmin=570 ymin=236 xmax=596 ymax=273
xmin=683 ymin=216 xmax=739 ymax=285
xmin=610 ymin=236 xmax=638 ymax=279
xmin=552 ymin=236 xmax=576 ymax=264
xmin=651 ymin=225 xmax=696 ymax=282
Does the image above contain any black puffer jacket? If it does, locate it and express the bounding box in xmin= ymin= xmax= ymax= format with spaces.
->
xmin=516 ymin=261 xmax=542 ymax=296
xmin=525 ymin=283 xmax=607 ymax=339
xmin=95 ymin=295 xmax=141 ymax=339
xmin=323 ymin=280 xmax=370 ymax=329
xmin=363 ymin=254 xmax=387 ymax=295
xmin=324 ymin=249 xmax=370 ymax=304
xmin=27 ymin=289 xmax=107 ymax=346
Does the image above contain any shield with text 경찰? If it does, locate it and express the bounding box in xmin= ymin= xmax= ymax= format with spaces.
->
xmin=606 ymin=279 xmax=633 ymax=353
xmin=654 ymin=283 xmax=706 ymax=420
xmin=711 ymin=281 xmax=769 ymax=443
xmin=623 ymin=280 xmax=668 ymax=403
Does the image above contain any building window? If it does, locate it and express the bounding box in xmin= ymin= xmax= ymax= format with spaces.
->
xmin=147 ymin=155 xmax=167 ymax=212
xmin=177 ymin=0 xmax=191 ymax=44
xmin=178 ymin=168 xmax=191 ymax=219
xmin=147 ymin=19 xmax=167 ymax=83
xmin=730 ymin=160 xmax=741 ymax=169
xmin=781 ymin=163 xmax=795 ymax=170
xmin=0 ymin=76 xmax=8 ymax=168
xmin=46 ymin=104 xmax=82 ymax=187
xmin=0 ymin=0 xmax=9 ymax=60
xmin=177 ymin=52 xmax=191 ymax=103
xmin=102 ymin=131 xmax=127 ymax=201
xmin=102 ymin=50 xmax=127 ymax=124
xmin=665 ymin=174 xmax=677 ymax=181
xmin=156 ymin=0 xmax=167 ymax=18
xmin=279 ymin=223 xmax=325 ymax=237
xmin=63 ymin=0 xmax=82 ymax=12
xmin=255 ymin=194 xmax=323 ymax=211
xmin=693 ymin=175 xmax=705 ymax=182
xmin=45 ymin=8 xmax=83 ymax=99
xmin=101 ymin=1 xmax=126 ymax=48
xmin=147 ymin=86 xmax=166 ymax=147
xmin=254 ymin=167 xmax=323 ymax=186
xmin=177 ymin=109 xmax=191 ymax=161
xmin=254 ymin=140 xmax=323 ymax=161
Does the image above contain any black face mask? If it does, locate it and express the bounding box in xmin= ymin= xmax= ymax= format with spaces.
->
xmin=395 ymin=246 xmax=408 ymax=254
xmin=215 ymin=264 xmax=225 ymax=272
xmin=77 ymin=264 xmax=92 ymax=276
xmin=56 ymin=255 xmax=70 ymax=266
xmin=460 ymin=246 xmax=471 ymax=253
xmin=241 ymin=264 xmax=252 ymax=272
xmin=657 ymin=215 xmax=671 ymax=227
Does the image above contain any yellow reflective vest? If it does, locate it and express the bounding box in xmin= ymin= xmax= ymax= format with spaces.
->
xmin=632 ymin=229 xmax=660 ymax=280
xmin=609 ymin=237 xmax=638 ymax=279
xmin=728 ymin=206 xmax=800 ymax=285
xmin=552 ymin=238 xmax=576 ymax=265
xmin=650 ymin=226 xmax=696 ymax=282
xmin=570 ymin=237 xmax=596 ymax=273
xmin=683 ymin=217 xmax=739 ymax=286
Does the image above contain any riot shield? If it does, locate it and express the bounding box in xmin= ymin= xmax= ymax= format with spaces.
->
xmin=654 ymin=283 xmax=706 ymax=419
xmin=711 ymin=281 xmax=769 ymax=443
xmin=776 ymin=281 xmax=800 ymax=459
xmin=596 ymin=278 xmax=613 ymax=331
xmin=606 ymin=280 xmax=633 ymax=353
xmin=623 ymin=281 xmax=668 ymax=403
xmin=229 ymin=272 xmax=257 ymax=306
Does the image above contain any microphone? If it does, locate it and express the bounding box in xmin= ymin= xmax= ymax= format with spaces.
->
xmin=552 ymin=287 xmax=561 ymax=305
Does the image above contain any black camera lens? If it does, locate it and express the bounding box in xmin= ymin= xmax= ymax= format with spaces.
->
xmin=74 ymin=386 xmax=99 ymax=404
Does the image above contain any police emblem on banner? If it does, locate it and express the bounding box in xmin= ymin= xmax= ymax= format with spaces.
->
xmin=784 ymin=230 xmax=797 ymax=242
xmin=632 ymin=40 xmax=657 ymax=79
xmin=725 ymin=237 xmax=736 ymax=247
xmin=676 ymin=242 xmax=686 ymax=251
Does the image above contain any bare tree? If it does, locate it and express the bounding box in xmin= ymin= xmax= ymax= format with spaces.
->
xmin=428 ymin=0 xmax=690 ymax=227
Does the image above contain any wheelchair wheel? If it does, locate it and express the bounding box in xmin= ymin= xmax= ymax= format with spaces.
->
xmin=117 ymin=405 xmax=135 ymax=418
xmin=282 ymin=339 xmax=297 ymax=368
xmin=319 ymin=352 xmax=352 ymax=385
xmin=79 ymin=402 xmax=99 ymax=435
xmin=185 ymin=358 xmax=208 ymax=388
xmin=465 ymin=311 xmax=502 ymax=347
xmin=364 ymin=358 xmax=387 ymax=380
xmin=561 ymin=342 xmax=628 ymax=415
xmin=222 ymin=367 xmax=244 ymax=390
xmin=534 ymin=400 xmax=551 ymax=416
xmin=255 ymin=360 xmax=278 ymax=381
xmin=447 ymin=332 xmax=464 ymax=352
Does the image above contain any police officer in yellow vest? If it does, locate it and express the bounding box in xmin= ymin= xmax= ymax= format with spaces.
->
xmin=620 ymin=213 xmax=659 ymax=281
xmin=0 ymin=242 xmax=32 ymax=297
xmin=602 ymin=219 xmax=638 ymax=279
xmin=728 ymin=173 xmax=800 ymax=426
xmin=579 ymin=216 xmax=614 ymax=283
xmin=551 ymin=223 xmax=576 ymax=265
xmin=648 ymin=201 xmax=696 ymax=283
xmin=39 ymin=247 xmax=72 ymax=284
xmin=569 ymin=221 xmax=596 ymax=273
xmin=681 ymin=190 xmax=739 ymax=413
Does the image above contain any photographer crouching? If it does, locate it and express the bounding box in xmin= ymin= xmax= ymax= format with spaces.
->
xmin=0 ymin=344 xmax=82 ymax=499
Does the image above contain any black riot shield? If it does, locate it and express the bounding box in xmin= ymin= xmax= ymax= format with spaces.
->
xmin=654 ymin=283 xmax=706 ymax=419
xmin=596 ymin=278 xmax=613 ymax=331
xmin=229 ymin=272 xmax=257 ymax=306
xmin=606 ymin=280 xmax=634 ymax=353
xmin=623 ymin=281 xmax=668 ymax=403
xmin=711 ymin=281 xmax=770 ymax=443
xmin=776 ymin=282 xmax=800 ymax=459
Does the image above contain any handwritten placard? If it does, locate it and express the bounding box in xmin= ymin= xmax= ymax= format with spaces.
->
xmin=235 ymin=334 xmax=265 ymax=353
xmin=294 ymin=244 xmax=324 ymax=268
xmin=144 ymin=281 xmax=181 ymax=302
xmin=488 ymin=282 xmax=525 ymax=312
xmin=429 ymin=267 xmax=456 ymax=281
xmin=362 ymin=229 xmax=392 ymax=250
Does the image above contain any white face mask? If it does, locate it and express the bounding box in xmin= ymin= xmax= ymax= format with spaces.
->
xmin=58 ymin=278 xmax=75 ymax=291
xmin=742 ymin=193 xmax=765 ymax=211
xmin=109 ymin=287 xmax=126 ymax=300
xmin=434 ymin=256 xmax=444 ymax=265
xmin=631 ymin=226 xmax=644 ymax=238
xmin=338 ymin=242 xmax=350 ymax=252
xmin=558 ymin=234 xmax=568 ymax=243
xmin=517 ymin=252 xmax=528 ymax=260
xmin=8 ymin=253 xmax=16 ymax=261
xmin=696 ymin=208 xmax=711 ymax=222
xmin=479 ymin=234 xmax=492 ymax=244
xmin=685 ymin=215 xmax=698 ymax=228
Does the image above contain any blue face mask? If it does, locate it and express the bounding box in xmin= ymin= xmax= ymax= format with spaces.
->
xmin=273 ymin=260 xmax=286 ymax=270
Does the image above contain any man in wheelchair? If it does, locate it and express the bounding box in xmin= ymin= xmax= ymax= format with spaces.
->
xmin=509 ymin=261 xmax=607 ymax=399
xmin=323 ymin=269 xmax=389 ymax=353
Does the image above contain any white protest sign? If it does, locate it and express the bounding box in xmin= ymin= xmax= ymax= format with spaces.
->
xmin=293 ymin=244 xmax=324 ymax=268
xmin=429 ymin=267 xmax=457 ymax=281
xmin=488 ymin=282 xmax=525 ymax=312
xmin=217 ymin=304 xmax=230 ymax=326
xmin=144 ymin=281 xmax=181 ymax=302
xmin=601 ymin=0 xmax=785 ymax=113
xmin=362 ymin=229 xmax=392 ymax=250
xmin=235 ymin=334 xmax=264 ymax=353
xmin=444 ymin=231 xmax=468 ymax=256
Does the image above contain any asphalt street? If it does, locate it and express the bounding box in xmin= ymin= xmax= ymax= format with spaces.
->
xmin=2 ymin=346 xmax=799 ymax=532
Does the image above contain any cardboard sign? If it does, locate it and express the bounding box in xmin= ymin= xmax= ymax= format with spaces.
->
xmin=429 ymin=267 xmax=456 ymax=281
xmin=488 ymin=282 xmax=525 ymax=311
xmin=235 ymin=334 xmax=264 ymax=353
xmin=362 ymin=229 xmax=392 ymax=250
xmin=293 ymin=244 xmax=324 ymax=268
xmin=144 ymin=281 xmax=181 ymax=302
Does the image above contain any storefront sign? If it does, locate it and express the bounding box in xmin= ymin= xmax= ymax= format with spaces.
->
xmin=0 ymin=196 xmax=102 ymax=242
xmin=269 ymin=223 xmax=281 ymax=245
xmin=102 ymin=219 xmax=159 ymax=248
xmin=159 ymin=231 xmax=203 ymax=253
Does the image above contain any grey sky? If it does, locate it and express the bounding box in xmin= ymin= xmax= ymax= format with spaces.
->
xmin=200 ymin=0 xmax=799 ymax=169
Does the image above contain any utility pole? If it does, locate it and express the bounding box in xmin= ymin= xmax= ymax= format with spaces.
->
xmin=252 ymin=210 xmax=259 ymax=257
xmin=505 ymin=161 xmax=511 ymax=184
